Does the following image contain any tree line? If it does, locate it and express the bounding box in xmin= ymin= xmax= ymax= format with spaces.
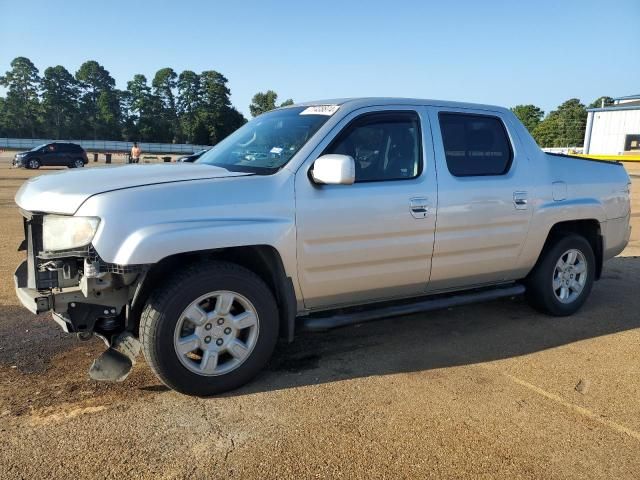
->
xmin=511 ymin=96 xmax=613 ymax=148
xmin=0 ymin=57 xmax=294 ymax=145
xmin=0 ymin=56 xmax=614 ymax=148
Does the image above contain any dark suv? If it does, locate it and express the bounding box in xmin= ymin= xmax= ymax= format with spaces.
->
xmin=13 ymin=142 xmax=89 ymax=169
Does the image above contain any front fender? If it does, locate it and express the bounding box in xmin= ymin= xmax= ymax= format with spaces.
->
xmin=107 ymin=217 xmax=295 ymax=265
xmin=74 ymin=172 xmax=298 ymax=278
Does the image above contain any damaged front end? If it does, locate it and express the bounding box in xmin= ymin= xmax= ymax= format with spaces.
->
xmin=14 ymin=210 xmax=145 ymax=381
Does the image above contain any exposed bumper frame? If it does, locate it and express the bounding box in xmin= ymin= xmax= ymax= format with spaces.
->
xmin=14 ymin=261 xmax=51 ymax=314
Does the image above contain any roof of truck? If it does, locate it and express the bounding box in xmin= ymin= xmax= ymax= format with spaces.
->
xmin=291 ymin=97 xmax=510 ymax=113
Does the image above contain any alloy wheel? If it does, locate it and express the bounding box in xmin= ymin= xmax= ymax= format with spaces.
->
xmin=552 ymin=249 xmax=587 ymax=304
xmin=173 ymin=290 xmax=260 ymax=376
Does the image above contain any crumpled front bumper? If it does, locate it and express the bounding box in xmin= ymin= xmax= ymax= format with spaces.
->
xmin=15 ymin=210 xmax=135 ymax=337
xmin=14 ymin=261 xmax=51 ymax=314
xmin=15 ymin=256 xmax=132 ymax=334
xmin=16 ymin=261 xmax=141 ymax=380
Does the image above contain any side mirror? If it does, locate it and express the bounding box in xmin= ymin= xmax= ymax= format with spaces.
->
xmin=311 ymin=154 xmax=355 ymax=185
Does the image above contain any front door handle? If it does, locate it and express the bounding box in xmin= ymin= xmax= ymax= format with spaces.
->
xmin=513 ymin=191 xmax=528 ymax=210
xmin=410 ymin=197 xmax=429 ymax=218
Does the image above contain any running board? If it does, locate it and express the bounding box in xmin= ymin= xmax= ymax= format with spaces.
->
xmin=301 ymin=284 xmax=526 ymax=332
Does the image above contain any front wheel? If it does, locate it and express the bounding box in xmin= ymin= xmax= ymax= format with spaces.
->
xmin=526 ymin=234 xmax=595 ymax=316
xmin=139 ymin=262 xmax=279 ymax=396
xmin=27 ymin=158 xmax=40 ymax=169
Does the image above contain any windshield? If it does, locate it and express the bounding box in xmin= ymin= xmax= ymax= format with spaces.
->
xmin=30 ymin=144 xmax=48 ymax=152
xmin=197 ymin=106 xmax=336 ymax=174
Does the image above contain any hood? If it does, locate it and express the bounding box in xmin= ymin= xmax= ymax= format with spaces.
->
xmin=15 ymin=163 xmax=251 ymax=215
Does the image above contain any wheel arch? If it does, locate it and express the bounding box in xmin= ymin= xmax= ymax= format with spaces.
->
xmin=529 ymin=219 xmax=603 ymax=280
xmin=129 ymin=245 xmax=297 ymax=342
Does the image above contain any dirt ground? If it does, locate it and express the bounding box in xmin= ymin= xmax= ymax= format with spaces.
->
xmin=1 ymin=153 xmax=639 ymax=479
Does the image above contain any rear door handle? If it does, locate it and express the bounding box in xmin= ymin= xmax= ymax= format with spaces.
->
xmin=410 ymin=197 xmax=429 ymax=218
xmin=513 ymin=191 xmax=528 ymax=210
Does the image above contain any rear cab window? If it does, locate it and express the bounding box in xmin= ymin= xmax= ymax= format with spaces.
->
xmin=438 ymin=112 xmax=513 ymax=177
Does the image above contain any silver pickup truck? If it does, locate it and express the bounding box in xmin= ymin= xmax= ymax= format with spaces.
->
xmin=14 ymin=98 xmax=631 ymax=396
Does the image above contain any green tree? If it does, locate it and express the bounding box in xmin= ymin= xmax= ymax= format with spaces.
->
xmin=200 ymin=71 xmax=232 ymax=111
xmin=96 ymin=89 xmax=122 ymax=139
xmin=41 ymin=65 xmax=80 ymax=139
xmin=250 ymin=90 xmax=279 ymax=117
xmin=0 ymin=58 xmax=249 ymax=143
xmin=127 ymin=74 xmax=167 ymax=141
xmin=177 ymin=70 xmax=202 ymax=143
xmin=0 ymin=57 xmax=42 ymax=137
xmin=532 ymin=115 xmax=560 ymax=147
xmin=191 ymin=117 xmax=210 ymax=145
xmin=249 ymin=90 xmax=294 ymax=117
xmin=533 ymin=98 xmax=587 ymax=148
xmin=75 ymin=60 xmax=119 ymax=139
xmin=511 ymin=104 xmax=544 ymax=133
xmin=215 ymin=106 xmax=246 ymax=141
xmin=588 ymin=96 xmax=614 ymax=109
xmin=119 ymin=89 xmax=138 ymax=141
xmin=552 ymin=98 xmax=587 ymax=147
xmin=153 ymin=68 xmax=177 ymax=109
xmin=199 ymin=70 xmax=245 ymax=144
xmin=152 ymin=67 xmax=180 ymax=142
xmin=0 ymin=96 xmax=7 ymax=137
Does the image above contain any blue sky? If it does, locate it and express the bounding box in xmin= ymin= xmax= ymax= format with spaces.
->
xmin=1 ymin=0 xmax=639 ymax=117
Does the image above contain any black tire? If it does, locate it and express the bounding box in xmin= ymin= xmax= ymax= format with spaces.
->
xmin=139 ymin=261 xmax=279 ymax=396
xmin=70 ymin=158 xmax=85 ymax=168
xmin=525 ymin=234 xmax=595 ymax=316
xmin=27 ymin=158 xmax=40 ymax=169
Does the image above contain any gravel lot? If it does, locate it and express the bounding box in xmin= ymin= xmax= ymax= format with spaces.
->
xmin=1 ymin=153 xmax=639 ymax=479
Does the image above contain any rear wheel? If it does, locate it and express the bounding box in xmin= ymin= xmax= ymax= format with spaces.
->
xmin=139 ymin=262 xmax=279 ymax=396
xmin=27 ymin=158 xmax=40 ymax=169
xmin=526 ymin=234 xmax=595 ymax=316
xmin=70 ymin=158 xmax=85 ymax=168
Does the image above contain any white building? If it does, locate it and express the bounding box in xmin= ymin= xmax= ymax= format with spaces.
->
xmin=583 ymin=94 xmax=640 ymax=155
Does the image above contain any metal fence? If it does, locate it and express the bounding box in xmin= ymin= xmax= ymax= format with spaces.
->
xmin=0 ymin=138 xmax=211 ymax=154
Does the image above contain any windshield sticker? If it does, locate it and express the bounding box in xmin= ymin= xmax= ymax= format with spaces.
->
xmin=270 ymin=147 xmax=283 ymax=154
xmin=300 ymin=105 xmax=340 ymax=116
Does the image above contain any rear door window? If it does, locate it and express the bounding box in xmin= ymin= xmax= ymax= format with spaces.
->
xmin=438 ymin=113 xmax=513 ymax=176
